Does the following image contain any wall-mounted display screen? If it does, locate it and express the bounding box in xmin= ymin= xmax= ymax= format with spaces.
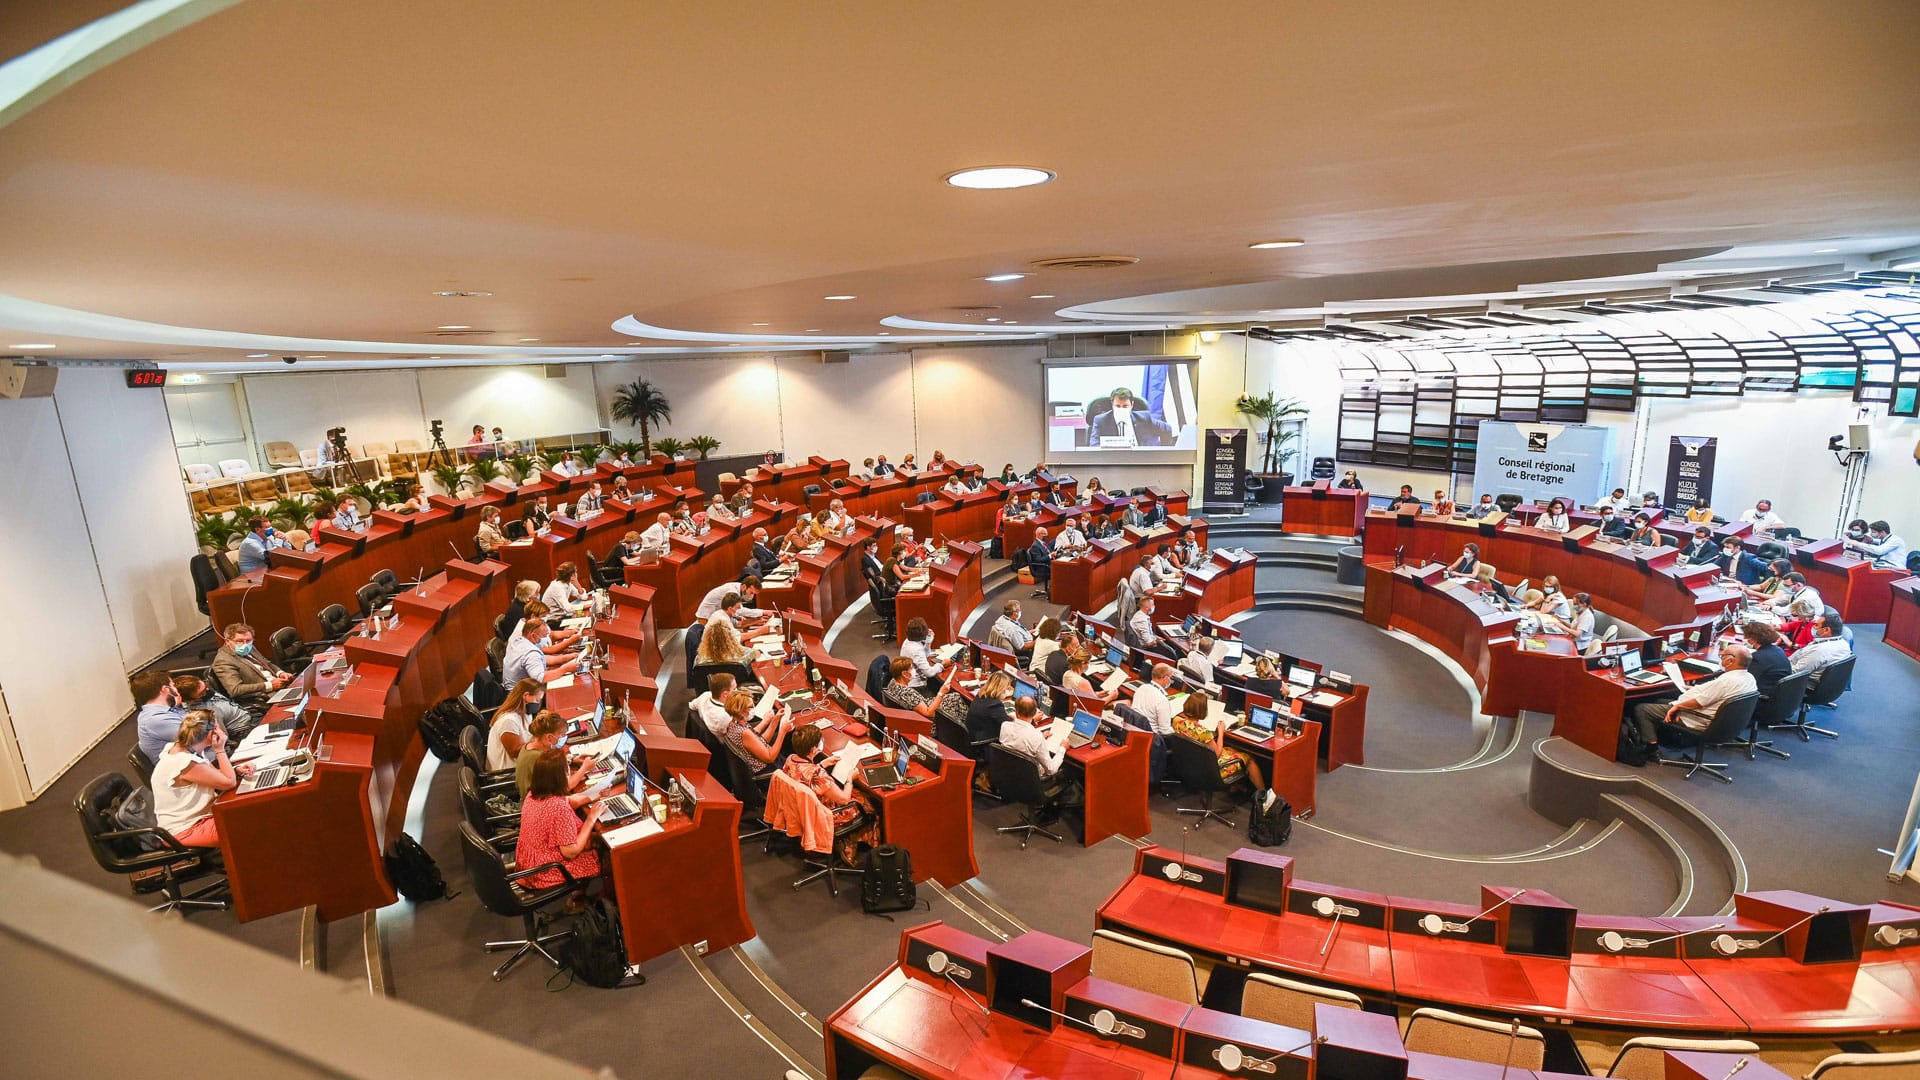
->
xmin=1043 ymin=357 xmax=1199 ymax=454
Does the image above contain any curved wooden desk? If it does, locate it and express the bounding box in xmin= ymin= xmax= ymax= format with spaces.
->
xmin=1154 ymin=548 xmax=1258 ymax=624
xmin=756 ymin=515 xmax=896 ymax=630
xmin=1883 ymin=576 xmax=1920 ymax=663
xmin=1283 ymin=480 xmax=1368 ymax=537
xmin=904 ymin=483 xmax=1007 ymax=544
xmin=1050 ymin=515 xmax=1209 ymax=614
xmin=1097 ymin=846 xmax=1920 ymax=1037
xmin=625 ymin=498 xmax=798 ymax=627
xmin=894 ymin=540 xmax=986 ymax=644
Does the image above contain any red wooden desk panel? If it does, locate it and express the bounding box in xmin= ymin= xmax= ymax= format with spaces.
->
xmin=601 ymin=768 xmax=753 ymax=964
xmin=1227 ymin=722 xmax=1319 ymax=816
xmin=1390 ymin=935 xmax=1743 ymax=1031
xmin=894 ymin=541 xmax=985 ymax=645
xmin=1067 ymin=727 xmax=1152 ymax=847
xmin=1050 ymin=515 xmax=1207 ymax=614
xmin=1885 ymin=577 xmax=1920 ymax=663
xmin=1156 ymin=549 xmax=1258 ymax=625
xmin=1282 ymin=482 xmax=1367 ymax=537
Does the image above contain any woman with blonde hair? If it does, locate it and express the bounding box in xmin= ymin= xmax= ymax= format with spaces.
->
xmin=152 ymin=710 xmax=252 ymax=847
xmin=696 ymin=616 xmax=754 ymax=668
xmin=1061 ymin=650 xmax=1120 ymax=706
xmin=487 ymin=677 xmax=546 ymax=772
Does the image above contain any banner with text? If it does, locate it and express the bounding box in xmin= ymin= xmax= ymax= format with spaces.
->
xmin=1470 ymin=421 xmax=1616 ymax=506
xmin=1663 ymin=436 xmax=1717 ymax=510
xmin=1201 ymin=428 xmax=1247 ymax=511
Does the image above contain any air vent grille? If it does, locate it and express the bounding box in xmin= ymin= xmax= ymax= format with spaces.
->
xmin=1030 ymin=255 xmax=1139 ymax=271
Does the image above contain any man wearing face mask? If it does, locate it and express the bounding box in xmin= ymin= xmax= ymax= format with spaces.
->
xmin=212 ymin=622 xmax=294 ymax=715
xmin=1089 ymin=387 xmax=1172 ymax=448
xmin=132 ymin=670 xmax=190 ymax=764
xmin=235 ymin=516 xmax=283 ymax=575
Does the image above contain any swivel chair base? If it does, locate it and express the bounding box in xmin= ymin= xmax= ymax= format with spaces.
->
xmin=793 ymin=859 xmax=862 ymax=897
xmin=1657 ymin=752 xmax=1732 ymax=784
xmin=1175 ymin=793 xmax=1235 ymax=828
xmin=1767 ymin=714 xmax=1838 ymax=741
xmin=483 ymin=913 xmax=575 ymax=981
xmin=998 ymin=811 xmax=1063 ymax=849
xmin=150 ymin=876 xmax=231 ymax=914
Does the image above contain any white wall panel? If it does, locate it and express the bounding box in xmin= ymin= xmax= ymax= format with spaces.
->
xmin=417 ymin=365 xmax=599 ymax=440
xmin=240 ymin=369 xmax=424 ymax=467
xmin=595 ymin=357 xmax=783 ymax=458
xmin=0 ymin=397 xmax=133 ymax=794
xmin=910 ymin=346 xmax=1043 ymax=472
xmin=776 ymin=351 xmax=919 ymax=466
xmin=55 ymin=368 xmax=203 ymax=670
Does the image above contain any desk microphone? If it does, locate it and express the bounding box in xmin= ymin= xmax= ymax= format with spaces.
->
xmin=1019 ymin=999 xmax=1146 ymax=1041
xmin=1875 ymin=925 xmax=1920 ymax=946
xmin=1745 ymin=905 xmax=1831 ymax=951
xmin=448 ymin=540 xmax=464 ymax=563
xmin=1598 ymin=923 xmax=1720 ymax=953
xmin=1310 ymin=896 xmax=1360 ymax=956
xmin=927 ymin=952 xmax=987 ymax=1015
xmin=1721 ymin=1058 xmax=1749 ymax=1080
xmin=1419 ymin=889 xmax=1528 ymax=936
xmin=1496 ymin=1018 xmax=1521 ymax=1080
xmin=1211 ymin=1034 xmax=1325 ymax=1074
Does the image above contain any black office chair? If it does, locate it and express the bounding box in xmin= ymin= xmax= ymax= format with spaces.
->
xmin=355 ymin=582 xmax=385 ymax=620
xmin=689 ymin=661 xmax=756 ymax=695
xmin=864 ymin=654 xmax=893 ymax=702
xmin=933 ymin=712 xmax=989 ymax=761
xmin=485 ymin=637 xmax=507 ymax=680
xmin=986 ymin=745 xmax=1062 ymax=848
xmin=504 ymin=519 xmax=530 ymax=541
xmin=1658 ymin=693 xmax=1761 ymax=783
xmin=369 ymin=569 xmax=400 ymax=603
xmin=459 ymin=726 xmax=516 ymax=786
xmin=493 ymin=613 xmax=512 ymax=641
xmin=456 ymin=820 xmax=578 ymax=981
xmin=721 ymin=747 xmax=772 ymax=844
xmin=1166 ymin=734 xmax=1237 ymax=827
xmin=684 ymin=621 xmax=705 ymax=675
xmin=458 ymin=766 xmax=521 ymax=839
xmin=803 ymin=484 xmax=822 ymax=498
xmin=585 ymin=549 xmax=619 ymax=590
xmin=916 ymin=491 xmax=939 ymax=504
xmin=687 ymin=708 xmax=729 ymax=778
xmin=866 ymin=577 xmax=898 ymax=641
xmin=318 ymin=603 xmax=355 ymax=641
xmin=74 ymin=773 xmax=229 ymax=914
xmin=1243 ymin=472 xmax=1264 ymax=504
xmin=1309 ymin=456 xmax=1335 ymax=481
xmin=189 ymin=553 xmax=228 ymax=616
xmin=1725 ymin=669 xmax=1810 ymax=761
xmin=1495 ymin=494 xmax=1524 ymax=513
xmin=1771 ymin=654 xmax=1853 ymax=740
xmin=126 ymin=744 xmax=155 ymax=782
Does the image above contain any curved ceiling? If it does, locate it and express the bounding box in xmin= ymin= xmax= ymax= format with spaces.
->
xmin=1 ymin=0 xmax=1917 ymax=363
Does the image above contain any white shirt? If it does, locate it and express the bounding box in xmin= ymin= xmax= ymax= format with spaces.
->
xmin=694 ymin=582 xmax=767 ymax=621
xmin=1128 ymin=608 xmax=1159 ymax=646
xmin=1127 ymin=565 xmax=1154 ymax=597
xmin=1110 ymin=409 xmax=1136 ymax=444
xmin=690 ymin=692 xmax=732 ymax=736
xmin=1790 ymin=635 xmax=1851 ymax=677
xmin=1055 ymin=527 xmax=1086 ymax=552
xmin=1028 ymin=637 xmax=1060 ymax=676
xmin=901 ymin=638 xmax=941 ymax=682
xmin=486 ymin=710 xmax=529 ymax=772
xmin=998 ymin=718 xmax=1065 ymax=778
xmin=333 ymin=505 xmax=363 ymax=531
xmin=1179 ymin=652 xmax=1215 ymax=686
xmin=1673 ymin=669 xmax=1757 ymax=731
xmin=639 ymin=521 xmax=672 ymax=553
xmin=1537 ymin=511 xmax=1570 ymax=534
xmin=1130 ymin=681 xmax=1176 ymax=735
xmin=1150 ymin=555 xmax=1181 ymax=583
xmin=943 ymin=480 xmax=971 ymax=497
xmin=1740 ymin=508 xmax=1785 ymax=530
xmin=152 ymin=746 xmax=219 ymax=836
xmin=1595 ymin=494 xmax=1625 ymax=510
xmin=554 ymin=459 xmax=582 ymax=477
xmin=542 ymin=579 xmax=583 ymax=612
xmin=502 ymin=635 xmax=548 ymax=687
xmin=1772 ymin=585 xmax=1823 ymax=620
xmin=1568 ymin=607 xmax=1595 ymax=651
xmin=1848 ymin=533 xmax=1910 ymax=570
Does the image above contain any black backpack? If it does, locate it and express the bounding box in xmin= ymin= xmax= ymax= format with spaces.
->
xmin=860 ymin=844 xmax=925 ymax=917
xmin=384 ymin=832 xmax=451 ymax=902
xmin=562 ymin=898 xmax=644 ymax=989
xmin=1246 ymin=789 xmax=1293 ymax=847
xmin=418 ymin=696 xmax=482 ymax=763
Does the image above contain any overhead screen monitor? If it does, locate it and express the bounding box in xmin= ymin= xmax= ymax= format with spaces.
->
xmin=1043 ymin=357 xmax=1200 ymax=455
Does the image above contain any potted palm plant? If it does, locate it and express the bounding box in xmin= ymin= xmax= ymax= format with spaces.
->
xmin=575 ymin=444 xmax=604 ymax=467
xmin=194 ymin=511 xmax=244 ymax=554
xmin=686 ymin=435 xmax=721 ymax=460
xmin=430 ymin=462 xmax=468 ymax=498
xmin=1234 ymin=391 xmax=1309 ymax=503
xmin=502 ymin=454 xmax=536 ymax=486
xmin=653 ymin=436 xmax=687 ymax=461
xmin=609 ymin=377 xmax=672 ymax=458
xmin=469 ymin=456 xmax=504 ymax=489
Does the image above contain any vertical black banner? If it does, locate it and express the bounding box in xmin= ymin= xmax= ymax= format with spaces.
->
xmin=1202 ymin=428 xmax=1247 ymax=512
xmin=1664 ymin=436 xmax=1717 ymax=509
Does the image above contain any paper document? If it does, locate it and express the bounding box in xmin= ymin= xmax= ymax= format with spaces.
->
xmin=559 ymin=616 xmax=592 ymax=630
xmin=1662 ymin=661 xmax=1687 ymax=691
xmin=1099 ymin=668 xmax=1130 ymax=694
xmin=1308 ymin=692 xmax=1343 ymax=708
xmin=934 ymin=642 xmax=968 ymax=664
xmin=752 ymin=683 xmax=780 ymax=720
xmin=1045 ymin=718 xmax=1072 ymax=749
xmin=831 ymin=742 xmax=884 ymax=785
xmin=1207 ymin=641 xmax=1231 ymax=665
xmin=602 ymin=816 xmax=665 ymax=847
xmin=547 ymin=674 xmax=575 ymax=690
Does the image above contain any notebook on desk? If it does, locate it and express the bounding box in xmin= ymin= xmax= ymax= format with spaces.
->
xmin=1098 ymin=667 xmax=1131 ymax=695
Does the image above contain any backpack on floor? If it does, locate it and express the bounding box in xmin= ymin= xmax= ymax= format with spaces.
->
xmin=562 ymin=898 xmax=644 ymax=989
xmin=1616 ymin=720 xmax=1654 ymax=767
xmin=1246 ymin=789 xmax=1293 ymax=847
xmin=860 ymin=844 xmax=925 ymax=917
xmin=384 ymin=831 xmax=451 ymax=903
xmin=418 ymin=695 xmax=484 ymax=762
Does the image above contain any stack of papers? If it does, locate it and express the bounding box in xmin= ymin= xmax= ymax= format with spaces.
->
xmin=934 ymin=642 xmax=968 ymax=664
xmin=547 ymin=673 xmax=576 ymax=690
xmin=1307 ymin=691 xmax=1343 ymax=708
xmin=831 ymin=742 xmax=884 ymax=785
xmin=602 ymin=816 xmax=665 ymax=847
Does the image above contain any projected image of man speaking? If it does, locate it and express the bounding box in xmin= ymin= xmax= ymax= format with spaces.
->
xmin=1089 ymin=386 xmax=1172 ymax=447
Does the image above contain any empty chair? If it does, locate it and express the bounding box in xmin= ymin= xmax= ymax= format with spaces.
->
xmin=217 ymin=458 xmax=254 ymax=481
xmin=369 ymin=569 xmax=400 ymax=602
xmin=932 ymin=710 xmax=991 ymax=762
xmin=1725 ymin=667 xmax=1810 ymax=761
xmin=1805 ymin=1049 xmax=1920 ymax=1080
xmin=1604 ymin=1038 xmax=1759 ymax=1080
xmin=1658 ymin=693 xmax=1761 ymax=783
xmin=867 ymin=575 xmax=897 ymax=641
xmin=470 ymin=665 xmax=506 ymax=718
xmin=1243 ymin=472 xmax=1264 ymax=503
xmin=986 ymin=745 xmax=1062 ymax=848
xmin=262 ymin=440 xmax=303 ymax=470
xmin=74 ymin=773 xmax=229 ymax=914
xmin=1402 ymin=1007 xmax=1546 ymax=1071
xmin=458 ymin=766 xmax=520 ymax=839
xmin=356 ymin=582 xmax=386 ymax=619
xmin=485 ymin=636 xmax=506 ymax=680
xmin=318 ymin=603 xmax=355 ymax=640
xmin=1165 ymin=734 xmax=1236 ymax=828
xmin=268 ymin=626 xmax=311 ymax=672
xmin=189 ymin=553 xmax=229 ymax=617
xmin=1090 ymin=928 xmax=1201 ymax=1005
xmin=1241 ymin=972 xmax=1363 ymax=1031
xmin=126 ymin=744 xmax=155 ymax=782
xmin=1771 ymin=653 xmax=1854 ymax=741
xmin=459 ymin=727 xmax=515 ymax=787
xmin=802 ymin=484 xmax=822 ymax=498
xmin=684 ymin=621 xmax=706 ymax=675
xmin=456 ymin=820 xmax=577 ymax=981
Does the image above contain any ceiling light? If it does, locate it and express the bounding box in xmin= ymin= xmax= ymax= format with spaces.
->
xmin=433 ymin=290 xmax=492 ymax=298
xmin=983 ymin=273 xmax=1027 ymax=283
xmin=437 ymin=324 xmax=471 ymax=330
xmin=517 ymin=337 xmax=540 ymax=342
xmin=9 ymin=343 xmax=55 ymax=349
xmin=246 ymin=353 xmax=270 ymax=358
xmin=824 ymin=295 xmax=856 ymax=301
xmin=303 ymin=354 xmax=328 ymax=358
xmin=1200 ymin=331 xmax=1222 ymax=344
xmin=944 ymin=166 xmax=1055 ymax=190
xmin=1029 ymin=294 xmax=1055 ymax=299
xmin=1249 ymin=239 xmax=1306 ymax=249
xmin=750 ymin=322 xmax=770 ymax=327
xmin=986 ymin=317 xmax=1003 ymax=322
xmin=1893 ymin=260 xmax=1920 ymax=272
xmin=804 ymin=328 xmax=822 ymax=332
xmin=1814 ymin=248 xmax=1839 ymax=254
xmin=878 ymin=332 xmax=891 ymax=336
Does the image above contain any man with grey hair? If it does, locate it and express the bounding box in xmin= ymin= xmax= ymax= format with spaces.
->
xmin=1629 ymin=642 xmax=1754 ymax=753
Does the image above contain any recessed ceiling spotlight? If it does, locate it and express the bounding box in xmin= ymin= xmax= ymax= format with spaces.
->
xmin=245 ymin=353 xmax=270 ymax=358
xmin=303 ymin=354 xmax=328 ymax=358
xmin=804 ymin=328 xmax=822 ymax=332
xmin=944 ymin=166 xmax=1055 ymax=190
xmin=433 ymin=290 xmax=493 ymax=297
xmin=8 ymin=342 xmax=55 ymax=349
xmin=1814 ymin=248 xmax=1839 ymax=254
xmin=878 ymin=331 xmax=891 ymax=336
xmin=986 ymin=317 xmax=1003 ymax=322
xmin=750 ymin=322 xmax=770 ymax=327
xmin=1248 ymin=239 xmax=1306 ymax=249
xmin=824 ymin=295 xmax=857 ymax=301
xmin=983 ymin=273 xmax=1027 ymax=283
xmin=437 ymin=324 xmax=471 ymax=330
xmin=1029 ymin=294 xmax=1055 ymax=299
xmin=517 ymin=337 xmax=541 ymax=342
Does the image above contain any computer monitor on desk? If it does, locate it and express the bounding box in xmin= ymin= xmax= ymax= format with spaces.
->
xmin=1105 ymin=642 xmax=1126 ymax=670
xmin=1285 ymin=665 xmax=1315 ymax=693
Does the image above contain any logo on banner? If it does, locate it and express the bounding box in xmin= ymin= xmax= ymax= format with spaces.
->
xmin=1527 ymin=431 xmax=1549 ymax=451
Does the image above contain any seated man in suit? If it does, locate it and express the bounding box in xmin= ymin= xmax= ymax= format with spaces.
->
xmin=1136 ymin=499 xmax=1168 ymax=528
xmin=1627 ymin=643 xmax=1754 ymax=757
xmin=1089 ymin=387 xmax=1172 ymax=447
xmin=1127 ymin=595 xmax=1173 ymax=657
xmin=746 ymin=527 xmax=785 ymax=578
xmin=212 ymin=622 xmax=294 ymax=716
xmin=1026 ymin=527 xmax=1053 ymax=598
xmin=1679 ymin=526 xmax=1723 ymax=568
xmin=1596 ymin=504 xmax=1634 ymax=540
xmin=872 ymin=454 xmax=895 ymax=476
xmin=1385 ymin=485 xmax=1423 ymax=512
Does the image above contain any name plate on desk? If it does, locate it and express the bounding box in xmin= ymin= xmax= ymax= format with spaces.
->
xmin=1141 ymin=852 xmax=1228 ymax=896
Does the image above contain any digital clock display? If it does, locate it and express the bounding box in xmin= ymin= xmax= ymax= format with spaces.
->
xmin=125 ymin=369 xmax=168 ymax=388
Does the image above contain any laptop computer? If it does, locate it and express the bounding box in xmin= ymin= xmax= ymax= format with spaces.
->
xmin=1013 ymin=676 xmax=1039 ymax=702
xmin=1619 ymin=649 xmax=1665 ymax=684
xmin=268 ymin=663 xmax=319 ymax=706
xmin=595 ymin=753 xmax=650 ymax=825
xmin=1105 ymin=642 xmax=1126 ymax=670
xmin=1285 ymin=665 xmax=1317 ymax=693
xmin=1181 ymin=615 xmax=1199 ymax=635
xmin=1211 ymin=639 xmax=1243 ymax=667
xmin=1066 ymin=709 xmax=1103 ymax=748
xmin=1228 ymin=703 xmax=1280 ymax=742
